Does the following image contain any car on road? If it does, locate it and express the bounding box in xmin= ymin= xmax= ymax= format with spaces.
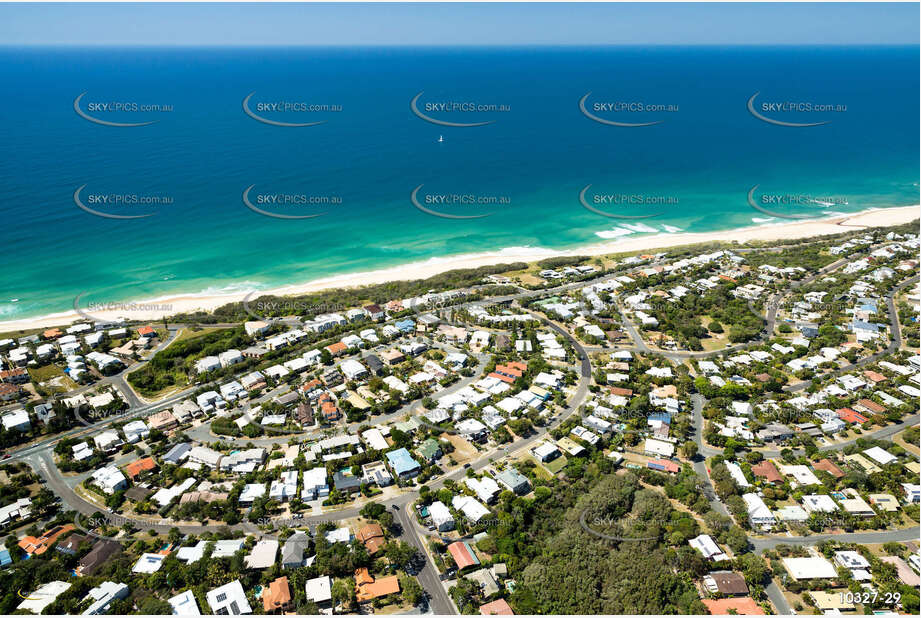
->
xmin=463 ymin=463 xmax=471 ymax=469
xmin=391 ymin=504 xmax=399 ymax=510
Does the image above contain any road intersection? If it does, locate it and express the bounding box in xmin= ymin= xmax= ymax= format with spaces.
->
xmin=6 ymin=261 xmax=918 ymax=615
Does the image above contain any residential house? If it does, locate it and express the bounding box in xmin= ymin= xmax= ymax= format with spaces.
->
xmin=206 ymin=580 xmax=253 ymax=615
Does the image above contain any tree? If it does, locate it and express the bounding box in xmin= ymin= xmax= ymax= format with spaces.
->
xmin=680 ymin=441 xmax=698 ymax=459
xmin=360 ymin=502 xmax=385 ymax=520
xmin=385 ymin=541 xmax=419 ymax=568
xmin=400 ymin=575 xmax=424 ymax=606
xmin=138 ymin=597 xmax=174 ymax=614
xmin=735 ymin=553 xmax=771 ymax=585
xmin=332 ymin=577 xmax=355 ymax=610
xmin=882 ymin=542 xmax=903 ymax=556
xmin=724 ymin=526 xmax=749 ymax=553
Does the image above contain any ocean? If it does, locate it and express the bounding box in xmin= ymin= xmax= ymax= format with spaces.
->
xmin=0 ymin=45 xmax=917 ymax=321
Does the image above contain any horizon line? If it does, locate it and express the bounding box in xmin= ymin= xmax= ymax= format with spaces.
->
xmin=2 ymin=42 xmax=917 ymax=48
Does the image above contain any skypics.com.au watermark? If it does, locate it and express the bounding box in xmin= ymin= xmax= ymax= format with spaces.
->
xmin=411 ymin=184 xmax=511 ymax=219
xmin=579 ymin=184 xmax=678 ymax=219
xmin=73 ymin=291 xmax=173 ymax=325
xmin=747 ymin=92 xmax=846 ymax=127
xmin=747 ymin=185 xmax=848 ymax=220
xmin=579 ymin=93 xmax=678 ymax=127
xmin=242 ymin=92 xmax=342 ymax=127
xmin=241 ymin=291 xmax=342 ymax=322
xmin=235 ymin=403 xmax=309 ymax=436
xmin=411 ymin=92 xmax=510 ymax=127
xmin=74 ymin=184 xmax=174 ymax=219
xmin=74 ymin=92 xmax=173 ymax=127
xmin=73 ymin=405 xmax=135 ymax=428
xmin=578 ymin=509 xmax=664 ymax=542
xmin=242 ymin=185 xmax=341 ymax=219
xmin=74 ymin=512 xmax=170 ymax=541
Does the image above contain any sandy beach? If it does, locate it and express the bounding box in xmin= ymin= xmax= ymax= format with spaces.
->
xmin=2 ymin=205 xmax=917 ymax=333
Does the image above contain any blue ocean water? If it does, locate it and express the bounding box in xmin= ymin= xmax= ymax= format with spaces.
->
xmin=0 ymin=46 xmax=917 ymax=321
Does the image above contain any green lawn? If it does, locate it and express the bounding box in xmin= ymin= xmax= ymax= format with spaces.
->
xmin=28 ymin=364 xmax=65 ymax=382
xmin=542 ymin=454 xmax=568 ymax=475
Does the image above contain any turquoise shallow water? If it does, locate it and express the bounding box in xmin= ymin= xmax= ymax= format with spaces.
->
xmin=0 ymin=46 xmax=917 ymax=321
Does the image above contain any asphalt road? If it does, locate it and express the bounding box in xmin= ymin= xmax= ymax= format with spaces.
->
xmin=8 ymin=256 xmax=918 ymax=616
xmin=394 ymin=503 xmax=456 ymax=615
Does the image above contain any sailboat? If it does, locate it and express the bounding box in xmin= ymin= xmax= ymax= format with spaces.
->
xmin=437 ymin=135 xmax=444 ymax=143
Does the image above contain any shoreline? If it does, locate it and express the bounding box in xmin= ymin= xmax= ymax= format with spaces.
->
xmin=2 ymin=205 xmax=918 ymax=333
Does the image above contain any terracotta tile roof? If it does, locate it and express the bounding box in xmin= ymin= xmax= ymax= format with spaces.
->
xmin=354 ymin=567 xmax=374 ymax=587
xmin=479 ymin=599 xmax=515 ymax=615
xmin=355 ymin=572 xmax=400 ymax=603
xmin=357 ymin=523 xmax=386 ymax=554
xmin=813 ymin=458 xmax=845 ymax=479
xmin=447 ymin=541 xmax=479 ymax=570
xmin=855 ymin=398 xmax=885 ymax=414
xmin=647 ymin=459 xmax=679 ymax=473
xmin=488 ymin=372 xmax=516 ymax=384
xmin=609 ymin=387 xmax=633 ymax=397
xmin=263 ymin=576 xmax=292 ymax=613
xmin=357 ymin=523 xmax=383 ymax=542
xmin=318 ymin=393 xmax=340 ymax=421
xmin=863 ymin=370 xmax=887 ymax=383
xmin=751 ymin=460 xmax=783 ymax=483
xmin=325 ymin=342 xmax=347 ymax=356
xmin=124 ymin=456 xmax=157 ymax=479
xmin=0 ymin=383 xmax=22 ymax=396
xmin=702 ymin=597 xmax=764 ymax=615
xmin=836 ymin=408 xmax=869 ymax=424
xmin=0 ymin=368 xmax=27 ymax=382
xmin=18 ymin=524 xmax=75 ymax=555
xmin=300 ymin=378 xmax=322 ymax=393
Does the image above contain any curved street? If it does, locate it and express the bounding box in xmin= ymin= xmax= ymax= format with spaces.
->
xmin=7 ymin=259 xmax=918 ymax=616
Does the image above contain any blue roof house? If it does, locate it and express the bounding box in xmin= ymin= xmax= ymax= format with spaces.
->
xmin=385 ymin=448 xmax=422 ymax=479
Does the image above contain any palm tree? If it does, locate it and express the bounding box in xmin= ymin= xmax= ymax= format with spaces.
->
xmin=331 ymin=577 xmax=355 ymax=614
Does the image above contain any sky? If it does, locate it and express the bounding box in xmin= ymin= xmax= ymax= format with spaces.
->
xmin=0 ymin=2 xmax=917 ymax=46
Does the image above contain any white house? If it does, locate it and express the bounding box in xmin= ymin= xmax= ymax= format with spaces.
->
xmin=269 ymin=470 xmax=299 ymax=502
xmin=195 ymin=356 xmax=221 ymax=374
xmin=340 ymin=359 xmax=368 ymax=381
xmin=305 ymin=576 xmax=331 ymax=605
xmin=452 ymin=495 xmax=490 ymax=523
xmin=218 ymin=349 xmax=244 ymax=368
xmin=644 ymin=438 xmax=675 ymax=458
xmin=122 ymin=420 xmax=150 ymax=443
xmin=429 ymin=500 xmax=455 ymax=532
xmin=302 ymin=467 xmax=329 ymax=501
xmin=465 ymin=477 xmax=501 ymax=504
xmin=206 ymin=580 xmax=252 ymax=615
xmin=743 ymin=493 xmax=775 ymax=530
xmin=689 ymin=534 xmax=729 ymax=561
xmin=93 ymin=430 xmax=123 ymax=453
xmin=1 ymin=408 xmax=31 ymax=432
xmin=782 ymin=556 xmax=837 ymax=580
xmin=91 ymin=466 xmax=127 ymax=494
